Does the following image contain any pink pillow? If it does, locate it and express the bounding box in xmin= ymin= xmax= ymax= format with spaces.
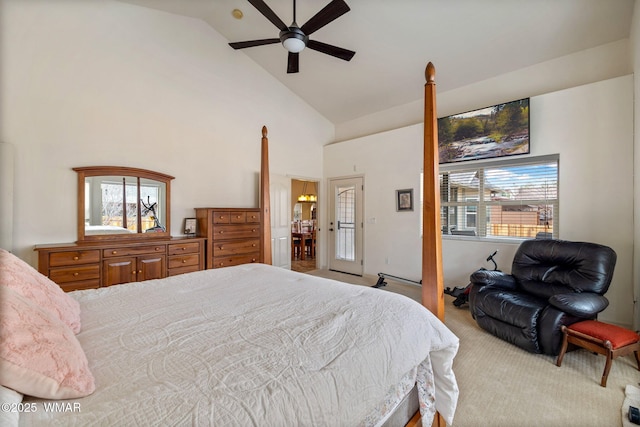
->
xmin=0 ymin=249 xmax=81 ymax=333
xmin=0 ymin=287 xmax=95 ymax=399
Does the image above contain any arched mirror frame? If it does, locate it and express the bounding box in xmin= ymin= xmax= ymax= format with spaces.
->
xmin=74 ymin=166 xmax=174 ymax=242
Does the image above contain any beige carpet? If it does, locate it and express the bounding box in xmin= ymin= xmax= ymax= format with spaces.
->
xmin=306 ymin=269 xmax=640 ymax=427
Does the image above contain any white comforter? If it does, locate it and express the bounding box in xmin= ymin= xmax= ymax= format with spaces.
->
xmin=21 ymin=264 xmax=458 ymax=426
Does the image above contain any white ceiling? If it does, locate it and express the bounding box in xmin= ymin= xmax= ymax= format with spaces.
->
xmin=119 ymin=0 xmax=635 ymax=126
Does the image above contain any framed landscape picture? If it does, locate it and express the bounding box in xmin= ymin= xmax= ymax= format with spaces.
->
xmin=438 ymin=98 xmax=530 ymax=164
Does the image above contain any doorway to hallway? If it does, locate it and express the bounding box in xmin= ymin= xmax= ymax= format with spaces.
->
xmin=291 ymin=178 xmax=318 ymax=273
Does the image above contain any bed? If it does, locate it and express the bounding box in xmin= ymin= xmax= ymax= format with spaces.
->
xmin=1 ymin=62 xmax=456 ymax=426
xmin=2 ymin=258 xmax=458 ymax=426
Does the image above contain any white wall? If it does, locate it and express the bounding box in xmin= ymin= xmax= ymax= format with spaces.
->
xmin=0 ymin=0 xmax=333 ymax=262
xmin=324 ymin=75 xmax=634 ymax=328
xmin=0 ymin=142 xmax=15 ymax=251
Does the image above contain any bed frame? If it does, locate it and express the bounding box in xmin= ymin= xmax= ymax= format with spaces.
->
xmin=258 ymin=62 xmax=445 ymax=427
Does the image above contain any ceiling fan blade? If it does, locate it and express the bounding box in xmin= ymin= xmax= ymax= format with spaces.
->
xmin=248 ymin=0 xmax=288 ymax=31
xmin=300 ymin=0 xmax=350 ymax=36
xmin=307 ymin=40 xmax=355 ymax=61
xmin=229 ymin=38 xmax=280 ymax=49
xmin=287 ymin=52 xmax=299 ymax=74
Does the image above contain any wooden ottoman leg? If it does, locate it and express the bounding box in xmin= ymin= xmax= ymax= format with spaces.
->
xmin=556 ymin=326 xmax=569 ymax=367
xmin=600 ymin=342 xmax=613 ymax=387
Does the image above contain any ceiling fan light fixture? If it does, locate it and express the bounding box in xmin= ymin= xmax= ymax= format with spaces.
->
xmin=280 ymin=27 xmax=308 ymax=53
xmin=283 ymin=37 xmax=305 ymax=53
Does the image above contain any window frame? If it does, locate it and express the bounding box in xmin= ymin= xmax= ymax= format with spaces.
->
xmin=439 ymin=154 xmax=559 ymax=241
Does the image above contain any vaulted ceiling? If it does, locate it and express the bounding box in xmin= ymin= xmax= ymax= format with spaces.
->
xmin=119 ymin=0 xmax=635 ymax=125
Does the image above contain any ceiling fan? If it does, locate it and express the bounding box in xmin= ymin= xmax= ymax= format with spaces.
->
xmin=229 ymin=0 xmax=356 ymax=74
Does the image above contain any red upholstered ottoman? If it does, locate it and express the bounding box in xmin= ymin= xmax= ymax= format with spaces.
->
xmin=556 ymin=320 xmax=640 ymax=387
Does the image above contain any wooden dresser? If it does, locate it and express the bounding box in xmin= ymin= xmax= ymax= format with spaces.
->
xmin=195 ymin=208 xmax=262 ymax=269
xmin=35 ymin=237 xmax=205 ymax=292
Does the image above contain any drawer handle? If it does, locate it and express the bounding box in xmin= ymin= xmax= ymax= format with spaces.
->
xmin=252 ymin=244 xmax=256 ymax=247
xmin=251 ymin=258 xmax=256 ymax=262
xmin=236 ymin=215 xmax=241 ymax=219
xmin=132 ymin=271 xmax=136 ymax=275
xmin=73 ymin=272 xmax=79 ymax=276
xmin=73 ymin=256 xmax=79 ymax=261
xmin=219 ymin=246 xmax=224 ymax=250
xmin=138 ymin=270 xmax=142 ymax=274
xmin=219 ymin=262 xmax=224 ymax=266
xmin=155 ymin=247 xmax=161 ymax=251
xmin=112 ymin=251 xmax=118 ymax=255
xmin=219 ymin=231 xmax=224 ymax=234
xmin=182 ymin=259 xmax=187 ymax=263
xmin=219 ymin=216 xmax=225 ymax=220
xmin=180 ymin=247 xmax=186 ymax=251
xmin=252 ymin=229 xmax=256 ymax=232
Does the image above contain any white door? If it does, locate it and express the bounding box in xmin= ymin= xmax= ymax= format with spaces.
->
xmin=270 ymin=174 xmax=291 ymax=269
xmin=328 ymin=177 xmax=363 ymax=276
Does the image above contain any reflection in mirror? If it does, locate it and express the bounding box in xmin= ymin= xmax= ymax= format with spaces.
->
xmin=139 ymin=178 xmax=166 ymax=232
xmin=85 ymin=176 xmax=138 ymax=235
xmin=74 ymin=166 xmax=173 ymax=242
xmin=84 ymin=176 xmax=167 ymax=235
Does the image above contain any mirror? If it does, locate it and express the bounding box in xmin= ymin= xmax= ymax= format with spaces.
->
xmin=74 ymin=166 xmax=174 ymax=242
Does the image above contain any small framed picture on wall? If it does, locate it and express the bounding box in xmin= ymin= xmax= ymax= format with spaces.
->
xmin=396 ymin=189 xmax=413 ymax=212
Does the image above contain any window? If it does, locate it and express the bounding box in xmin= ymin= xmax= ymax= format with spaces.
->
xmin=439 ymin=155 xmax=558 ymax=239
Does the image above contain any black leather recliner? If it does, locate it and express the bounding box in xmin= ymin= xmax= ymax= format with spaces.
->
xmin=468 ymin=239 xmax=617 ymax=356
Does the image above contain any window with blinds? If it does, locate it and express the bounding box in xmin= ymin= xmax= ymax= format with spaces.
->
xmin=439 ymin=155 xmax=558 ymax=239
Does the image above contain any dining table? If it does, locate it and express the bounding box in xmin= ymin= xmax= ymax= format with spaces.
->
xmin=291 ymin=231 xmax=314 ymax=260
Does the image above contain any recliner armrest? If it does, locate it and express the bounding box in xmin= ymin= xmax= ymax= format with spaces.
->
xmin=548 ymin=293 xmax=609 ymax=318
xmin=470 ymin=270 xmax=518 ymax=291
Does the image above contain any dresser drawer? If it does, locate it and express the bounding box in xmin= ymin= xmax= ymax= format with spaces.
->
xmin=245 ymin=212 xmax=260 ymax=223
xmin=168 ymin=253 xmax=200 ymax=269
xmin=59 ymin=280 xmax=100 ymax=292
xmin=49 ymin=264 xmax=100 ymax=284
xmin=213 ymin=239 xmax=260 ymax=257
xmin=167 ymin=265 xmax=200 ymax=276
xmin=230 ymin=212 xmax=247 ymax=223
xmin=168 ymin=242 xmax=200 ymax=256
xmin=49 ymin=250 xmax=100 ymax=267
xmin=212 ymin=211 xmax=231 ymax=224
xmin=103 ymin=245 xmax=165 ymax=258
xmin=213 ymin=224 xmax=260 ymax=240
xmin=212 ymin=253 xmax=260 ymax=268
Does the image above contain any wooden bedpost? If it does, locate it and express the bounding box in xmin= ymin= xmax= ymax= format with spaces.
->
xmin=422 ymin=62 xmax=445 ymax=322
xmin=261 ymin=126 xmax=272 ymax=265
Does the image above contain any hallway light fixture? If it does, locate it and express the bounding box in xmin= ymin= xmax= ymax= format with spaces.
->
xmin=297 ymin=181 xmax=317 ymax=203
